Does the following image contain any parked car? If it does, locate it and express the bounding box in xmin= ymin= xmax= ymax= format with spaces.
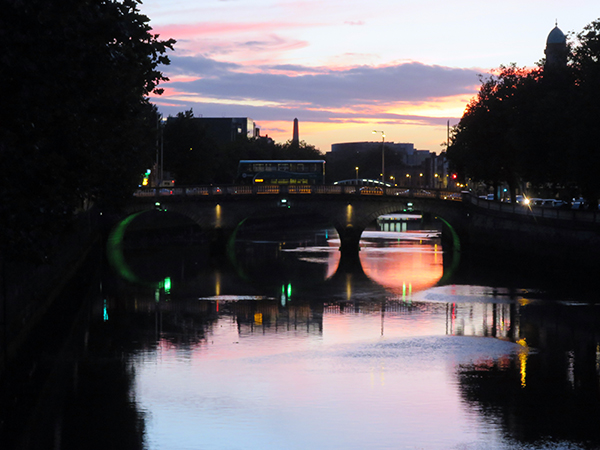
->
xmin=541 ymin=199 xmax=565 ymax=207
xmin=529 ymin=198 xmax=544 ymax=206
xmin=572 ymin=198 xmax=587 ymax=210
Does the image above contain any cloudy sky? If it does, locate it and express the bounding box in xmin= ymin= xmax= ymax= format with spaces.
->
xmin=139 ymin=0 xmax=597 ymax=153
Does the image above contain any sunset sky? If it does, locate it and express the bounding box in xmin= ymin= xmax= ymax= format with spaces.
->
xmin=139 ymin=0 xmax=597 ymax=153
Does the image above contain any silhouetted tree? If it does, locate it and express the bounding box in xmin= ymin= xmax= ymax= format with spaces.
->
xmin=447 ymin=18 xmax=600 ymax=204
xmin=447 ymin=65 xmax=532 ymax=201
xmin=279 ymin=140 xmax=322 ymax=159
xmin=0 ymin=0 xmax=175 ymax=260
xmin=569 ymin=19 xmax=600 ymax=204
xmin=162 ymin=110 xmax=220 ymax=184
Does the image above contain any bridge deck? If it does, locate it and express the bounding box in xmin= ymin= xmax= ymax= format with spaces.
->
xmin=134 ymin=184 xmax=462 ymax=201
xmin=133 ymin=185 xmax=600 ymax=225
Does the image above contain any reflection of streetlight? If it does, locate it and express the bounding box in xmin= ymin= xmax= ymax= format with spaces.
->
xmin=355 ymin=166 xmax=359 ymax=183
xmin=372 ymin=130 xmax=385 ymax=182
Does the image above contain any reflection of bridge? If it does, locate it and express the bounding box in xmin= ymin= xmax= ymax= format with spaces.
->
xmin=128 ymin=185 xmax=465 ymax=256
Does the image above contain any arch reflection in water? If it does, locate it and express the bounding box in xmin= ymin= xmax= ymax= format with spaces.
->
xmin=358 ymin=230 xmax=444 ymax=294
xmin=106 ymin=210 xmax=209 ymax=288
xmin=230 ymin=211 xmax=340 ymax=292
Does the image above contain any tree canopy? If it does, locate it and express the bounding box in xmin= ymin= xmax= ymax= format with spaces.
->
xmin=0 ymin=0 xmax=175 ymax=259
xmin=447 ymin=18 xmax=600 ymax=204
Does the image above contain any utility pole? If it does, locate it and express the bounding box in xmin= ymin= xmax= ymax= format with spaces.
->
xmin=372 ymin=130 xmax=385 ymax=183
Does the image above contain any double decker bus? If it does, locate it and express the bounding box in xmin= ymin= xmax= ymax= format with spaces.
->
xmin=236 ymin=160 xmax=326 ymax=185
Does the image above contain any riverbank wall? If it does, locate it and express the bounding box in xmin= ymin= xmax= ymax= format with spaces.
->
xmin=448 ymin=194 xmax=600 ymax=287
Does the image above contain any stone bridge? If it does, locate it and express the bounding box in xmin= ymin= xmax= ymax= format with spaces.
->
xmin=123 ymin=185 xmax=466 ymax=257
xmin=113 ymin=184 xmax=600 ymax=282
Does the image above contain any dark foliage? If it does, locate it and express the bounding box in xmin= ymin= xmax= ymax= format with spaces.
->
xmin=447 ymin=18 xmax=600 ymax=204
xmin=0 ymin=0 xmax=175 ymax=260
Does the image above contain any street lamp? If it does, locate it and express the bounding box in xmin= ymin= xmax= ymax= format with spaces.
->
xmin=355 ymin=166 xmax=359 ymax=183
xmin=372 ymin=130 xmax=385 ymax=182
xmin=156 ymin=116 xmax=167 ymax=186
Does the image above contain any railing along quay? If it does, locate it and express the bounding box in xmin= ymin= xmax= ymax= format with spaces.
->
xmin=464 ymin=193 xmax=600 ymax=225
xmin=133 ymin=184 xmax=463 ymax=200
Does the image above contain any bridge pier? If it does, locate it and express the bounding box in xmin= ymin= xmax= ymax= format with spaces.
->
xmin=208 ymin=227 xmax=234 ymax=259
xmin=337 ymin=225 xmax=363 ymax=265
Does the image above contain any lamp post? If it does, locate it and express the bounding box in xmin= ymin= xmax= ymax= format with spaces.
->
xmin=160 ymin=117 xmax=167 ymax=184
xmin=372 ymin=130 xmax=385 ymax=182
xmin=355 ymin=166 xmax=359 ymax=183
xmin=156 ymin=116 xmax=167 ymax=187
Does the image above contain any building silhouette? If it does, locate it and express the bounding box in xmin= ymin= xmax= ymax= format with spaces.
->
xmin=183 ymin=117 xmax=259 ymax=145
xmin=545 ymin=23 xmax=567 ymax=70
xmin=326 ymin=141 xmax=448 ymax=188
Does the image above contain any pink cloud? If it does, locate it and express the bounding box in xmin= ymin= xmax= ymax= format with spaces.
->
xmin=153 ymin=21 xmax=312 ymax=40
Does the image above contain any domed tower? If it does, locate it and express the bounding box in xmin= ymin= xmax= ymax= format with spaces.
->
xmin=545 ymin=23 xmax=567 ymax=70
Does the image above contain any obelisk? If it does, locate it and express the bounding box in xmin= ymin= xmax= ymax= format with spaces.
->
xmin=292 ymin=118 xmax=299 ymax=144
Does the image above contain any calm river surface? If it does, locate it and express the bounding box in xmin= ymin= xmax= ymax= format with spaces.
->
xmin=6 ymin=213 xmax=600 ymax=450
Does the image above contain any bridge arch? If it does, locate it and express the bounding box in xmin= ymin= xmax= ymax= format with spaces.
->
xmin=124 ymin=188 xmax=468 ymax=259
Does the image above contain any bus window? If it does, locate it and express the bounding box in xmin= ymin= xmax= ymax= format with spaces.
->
xmin=296 ymin=163 xmax=305 ymax=172
xmin=278 ymin=163 xmax=290 ymax=171
xmin=253 ymin=163 xmax=265 ymax=172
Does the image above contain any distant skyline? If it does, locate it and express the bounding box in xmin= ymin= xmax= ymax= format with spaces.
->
xmin=139 ymin=0 xmax=597 ymax=153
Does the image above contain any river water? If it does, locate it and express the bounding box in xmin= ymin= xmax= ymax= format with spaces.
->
xmin=6 ymin=213 xmax=600 ymax=450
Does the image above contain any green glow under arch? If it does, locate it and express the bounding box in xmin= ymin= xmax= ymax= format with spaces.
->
xmin=106 ymin=211 xmax=157 ymax=287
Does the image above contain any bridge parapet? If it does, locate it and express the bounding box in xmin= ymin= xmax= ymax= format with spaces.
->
xmin=133 ymin=184 xmax=463 ymax=201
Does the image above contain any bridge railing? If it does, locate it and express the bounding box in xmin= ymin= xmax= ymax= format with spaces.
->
xmin=133 ymin=185 xmax=462 ymax=200
xmin=464 ymin=192 xmax=600 ymax=224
